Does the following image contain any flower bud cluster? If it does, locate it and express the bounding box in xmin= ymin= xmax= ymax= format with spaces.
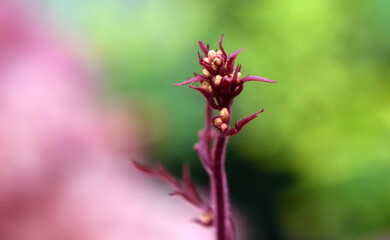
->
xmin=212 ymin=108 xmax=230 ymax=132
xmin=197 ymin=42 xmax=244 ymax=109
xmin=175 ymin=35 xmax=276 ymax=133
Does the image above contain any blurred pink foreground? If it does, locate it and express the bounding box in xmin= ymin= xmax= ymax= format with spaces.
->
xmin=0 ymin=3 xmax=212 ymax=240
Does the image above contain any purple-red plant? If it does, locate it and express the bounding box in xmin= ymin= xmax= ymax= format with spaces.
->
xmin=134 ymin=35 xmax=276 ymax=240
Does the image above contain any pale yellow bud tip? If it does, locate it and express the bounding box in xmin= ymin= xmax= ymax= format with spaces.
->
xmin=202 ymin=68 xmax=210 ymax=76
xmin=200 ymin=81 xmax=210 ymax=89
xmin=219 ymin=108 xmax=228 ymax=116
xmin=219 ymin=108 xmax=230 ymax=121
xmin=220 ymin=123 xmax=228 ymax=131
xmin=213 ymin=117 xmax=223 ymax=127
xmin=213 ymin=57 xmax=222 ymax=66
xmin=207 ymin=50 xmax=217 ymax=60
xmin=235 ymin=72 xmax=242 ymax=84
xmin=198 ymin=212 xmax=213 ymax=225
xmin=213 ymin=75 xmax=222 ymax=85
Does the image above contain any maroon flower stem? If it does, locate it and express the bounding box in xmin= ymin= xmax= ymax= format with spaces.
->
xmin=205 ymin=104 xmax=212 ymax=158
xmin=210 ymin=106 xmax=233 ymax=240
xmin=173 ymin=35 xmax=275 ymax=239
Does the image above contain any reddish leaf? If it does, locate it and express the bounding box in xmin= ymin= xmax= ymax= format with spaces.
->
xmin=198 ymin=40 xmax=209 ymax=55
xmin=226 ymin=109 xmax=264 ymax=136
xmin=182 ymin=165 xmax=205 ymax=208
xmin=174 ymin=75 xmax=207 ymax=86
xmin=241 ymin=76 xmax=276 ymax=83
xmin=132 ymin=161 xmax=180 ymax=188
xmin=227 ymin=48 xmax=245 ymax=60
xmin=218 ymin=34 xmax=227 ymax=57
xmin=189 ymin=86 xmax=221 ymax=109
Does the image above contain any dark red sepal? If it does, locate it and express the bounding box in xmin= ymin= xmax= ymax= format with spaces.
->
xmin=199 ymin=41 xmax=209 ymax=55
xmin=132 ymin=161 xmax=210 ymax=211
xmin=174 ymin=75 xmax=207 ymax=86
xmin=132 ymin=161 xmax=180 ymax=187
xmin=241 ymin=76 xmax=276 ymax=83
xmin=226 ymin=109 xmax=264 ymax=136
xmin=189 ymin=86 xmax=221 ymax=110
xmin=218 ymin=34 xmax=227 ymax=57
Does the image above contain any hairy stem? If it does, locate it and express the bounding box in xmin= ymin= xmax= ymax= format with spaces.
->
xmin=210 ymin=106 xmax=233 ymax=240
xmin=205 ymin=104 xmax=212 ymax=162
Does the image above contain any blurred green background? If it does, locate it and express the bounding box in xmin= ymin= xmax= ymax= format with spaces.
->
xmin=45 ymin=0 xmax=389 ymax=239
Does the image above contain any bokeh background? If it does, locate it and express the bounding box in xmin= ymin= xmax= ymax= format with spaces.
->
xmin=2 ymin=0 xmax=390 ymax=239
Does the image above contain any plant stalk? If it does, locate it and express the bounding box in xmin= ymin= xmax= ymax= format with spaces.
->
xmin=210 ymin=105 xmax=233 ymax=240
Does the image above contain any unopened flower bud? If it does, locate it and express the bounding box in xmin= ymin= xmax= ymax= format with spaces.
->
xmin=203 ymin=57 xmax=210 ymax=64
xmin=202 ymin=68 xmax=210 ymax=76
xmin=213 ymin=117 xmax=223 ymax=127
xmin=200 ymin=81 xmax=210 ymax=89
xmin=219 ymin=108 xmax=230 ymax=122
xmin=220 ymin=123 xmax=228 ymax=131
xmin=216 ymin=50 xmax=223 ymax=55
xmin=235 ymin=72 xmax=242 ymax=84
xmin=211 ymin=64 xmax=218 ymax=71
xmin=207 ymin=50 xmax=217 ymax=60
xmin=213 ymin=57 xmax=222 ymax=66
xmin=198 ymin=212 xmax=213 ymax=225
xmin=213 ymin=75 xmax=222 ymax=86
